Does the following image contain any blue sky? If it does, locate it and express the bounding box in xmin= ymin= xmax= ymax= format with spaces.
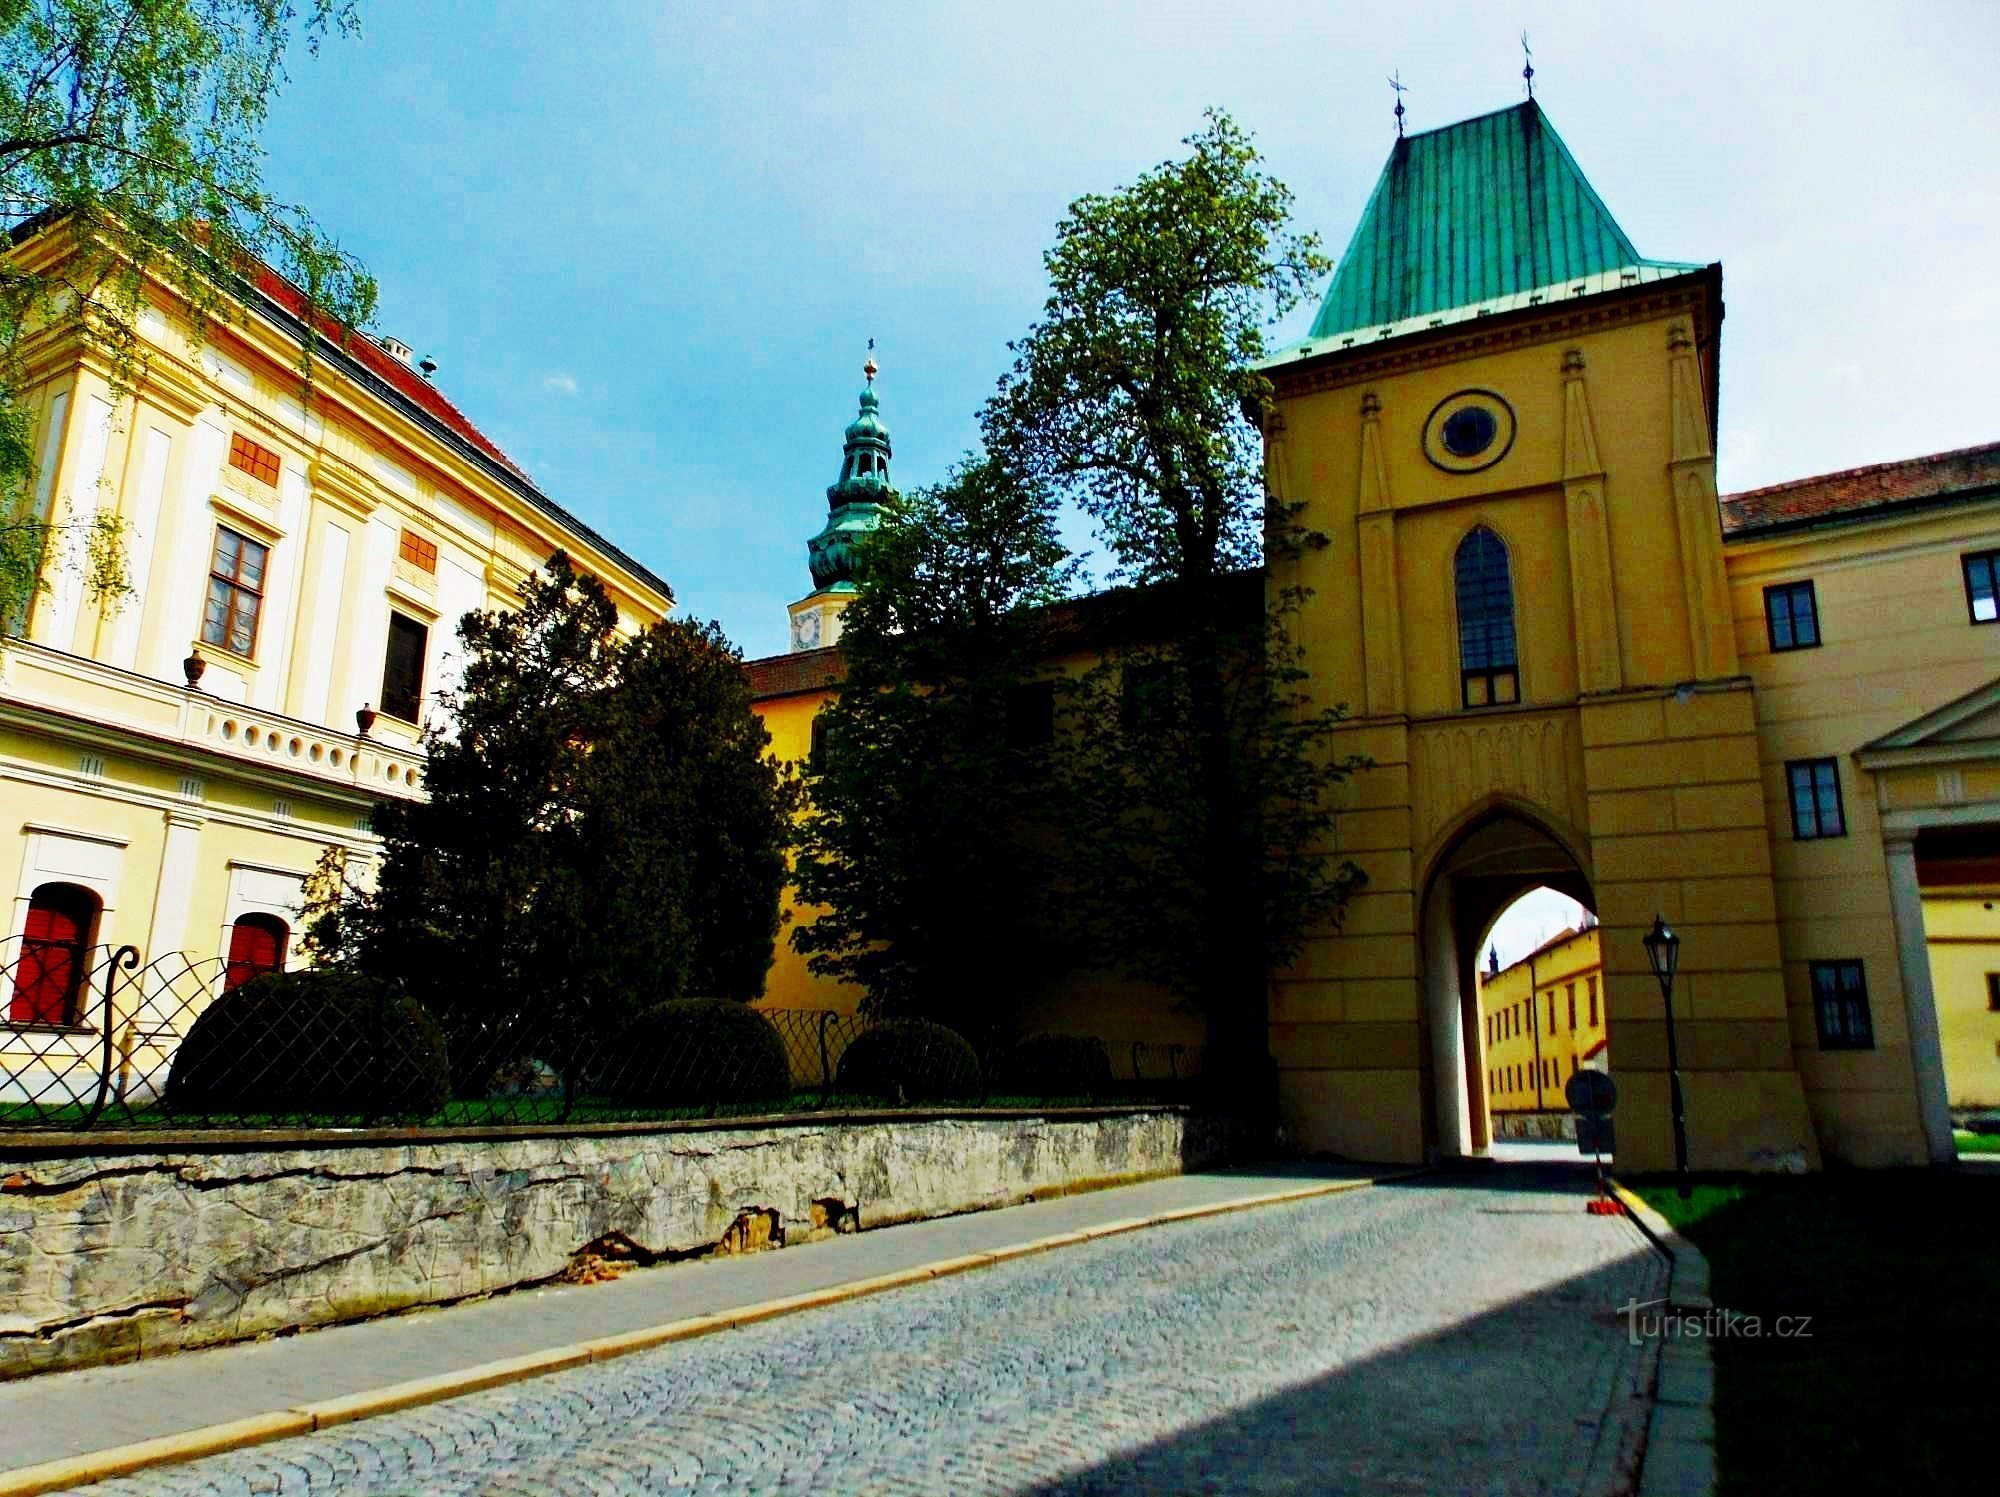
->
xmin=261 ymin=1 xmax=1999 ymax=963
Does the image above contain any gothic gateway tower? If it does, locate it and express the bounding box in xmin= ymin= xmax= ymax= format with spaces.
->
xmin=1262 ymin=100 xmax=1819 ymax=1171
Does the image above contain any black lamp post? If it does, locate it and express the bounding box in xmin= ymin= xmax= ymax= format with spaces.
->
xmin=1642 ymin=914 xmax=1691 ymax=1197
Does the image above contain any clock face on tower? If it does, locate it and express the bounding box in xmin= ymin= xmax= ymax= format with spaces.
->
xmin=792 ymin=609 xmax=822 ymax=649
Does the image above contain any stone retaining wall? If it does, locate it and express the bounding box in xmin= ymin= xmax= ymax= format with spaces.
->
xmin=0 ymin=1108 xmax=1230 ymax=1380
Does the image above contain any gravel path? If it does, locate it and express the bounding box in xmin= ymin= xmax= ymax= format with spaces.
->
xmin=83 ymin=1165 xmax=1665 ymax=1496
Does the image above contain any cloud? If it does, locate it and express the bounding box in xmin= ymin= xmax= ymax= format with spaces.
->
xmin=542 ymin=372 xmax=579 ymax=396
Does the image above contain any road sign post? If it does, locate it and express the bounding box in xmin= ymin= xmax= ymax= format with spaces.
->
xmin=1565 ymin=1070 xmax=1621 ymax=1216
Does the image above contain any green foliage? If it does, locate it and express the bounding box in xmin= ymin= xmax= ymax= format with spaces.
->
xmin=605 ymin=998 xmax=792 ymax=1108
xmin=791 ymin=454 xmax=1078 ymax=1020
xmin=163 ymin=967 xmax=449 ymax=1117
xmin=0 ymin=0 xmax=375 ymax=620
xmin=995 ymin=1032 xmax=1111 ymax=1098
xmin=835 ymin=1017 xmax=982 ymax=1103
xmin=981 ymin=111 xmax=1363 ymax=1073
xmin=982 ymin=109 xmax=1326 ymax=588
xmin=315 ymin=553 xmax=797 ymax=1091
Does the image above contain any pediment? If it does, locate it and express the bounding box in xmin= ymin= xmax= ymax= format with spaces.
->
xmin=1857 ymin=676 xmax=2000 ymax=764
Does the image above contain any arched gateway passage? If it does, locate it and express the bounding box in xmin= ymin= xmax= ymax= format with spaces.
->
xmin=1418 ymin=806 xmax=1596 ymax=1159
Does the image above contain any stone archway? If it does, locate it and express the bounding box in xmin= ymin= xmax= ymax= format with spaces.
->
xmin=1417 ymin=805 xmax=1595 ymax=1159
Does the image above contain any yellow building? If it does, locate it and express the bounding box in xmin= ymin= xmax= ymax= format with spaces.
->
xmin=1918 ymin=891 xmax=2000 ymax=1112
xmin=1477 ymin=925 xmax=1607 ymax=1117
xmin=745 ymin=102 xmax=2000 ymax=1170
xmin=2 ymin=219 xmax=672 ymax=1100
xmin=1260 ymin=99 xmax=1999 ymax=1170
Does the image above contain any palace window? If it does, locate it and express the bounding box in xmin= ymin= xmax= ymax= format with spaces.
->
xmin=1587 ymin=977 xmax=1598 ymax=1027
xmin=809 ymin=714 xmax=829 ymax=773
xmin=1963 ymin=550 xmax=2000 ymax=624
xmin=1786 ymin=759 xmax=1846 ymax=840
xmin=1987 ymin=973 xmax=2000 ymax=1013
xmin=1811 ymin=960 xmax=1874 ymax=1050
xmin=201 ymin=526 xmax=268 ymax=658
xmin=224 ymin=914 xmax=288 ymax=992
xmin=1567 ymin=984 xmax=1577 ymax=1031
xmin=227 ymin=432 xmax=281 ymax=486
xmin=398 ymin=529 xmax=438 ymax=573
xmin=1763 ymin=581 xmax=1820 ymax=651
xmin=1005 ymin=680 xmax=1056 ymax=750
xmin=380 ymin=612 xmax=429 ymax=723
xmin=1547 ymin=993 xmax=1556 ymax=1033
xmin=1455 ymin=527 xmax=1518 ymax=708
xmin=1120 ymin=660 xmax=1176 ymax=736
xmin=8 ymin=882 xmax=98 ymax=1027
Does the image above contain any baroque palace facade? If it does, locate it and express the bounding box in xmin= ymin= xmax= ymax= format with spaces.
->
xmin=1 ymin=218 xmax=671 ymax=1092
xmin=750 ymin=99 xmax=2000 ymax=1171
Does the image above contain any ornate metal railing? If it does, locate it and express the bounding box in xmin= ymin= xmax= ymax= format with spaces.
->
xmin=0 ymin=938 xmax=1203 ymax=1132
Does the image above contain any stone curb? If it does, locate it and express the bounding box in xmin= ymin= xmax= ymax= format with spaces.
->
xmin=0 ymin=1171 xmax=1408 ymax=1495
xmin=1610 ymin=1183 xmax=1717 ymax=1497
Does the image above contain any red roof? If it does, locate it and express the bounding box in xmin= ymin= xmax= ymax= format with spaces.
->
xmin=250 ymin=265 xmax=533 ymax=484
xmin=1719 ymin=440 xmax=2000 ymax=537
xmin=744 ymin=645 xmax=847 ymax=700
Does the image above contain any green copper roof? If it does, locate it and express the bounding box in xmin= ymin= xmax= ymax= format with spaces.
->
xmin=1307 ymin=100 xmax=1698 ymax=340
xmin=808 ymin=360 xmax=895 ymax=591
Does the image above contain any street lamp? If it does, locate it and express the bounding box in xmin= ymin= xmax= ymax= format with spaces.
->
xmin=1642 ymin=914 xmax=1691 ymax=1197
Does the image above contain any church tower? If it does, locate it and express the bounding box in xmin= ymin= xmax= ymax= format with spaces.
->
xmin=788 ymin=354 xmax=895 ymax=652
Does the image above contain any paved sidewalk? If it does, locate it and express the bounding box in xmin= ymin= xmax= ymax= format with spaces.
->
xmin=0 ymin=1162 xmax=1383 ymax=1478
xmin=72 ymin=1162 xmax=1665 ymax=1496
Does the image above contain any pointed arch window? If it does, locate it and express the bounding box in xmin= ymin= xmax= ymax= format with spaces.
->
xmin=9 ymin=882 xmax=99 ymax=1027
xmin=1455 ymin=527 xmax=1519 ymax=708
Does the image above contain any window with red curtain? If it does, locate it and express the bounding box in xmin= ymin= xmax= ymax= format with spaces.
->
xmin=224 ymin=914 xmax=288 ymax=991
xmin=8 ymin=883 xmax=98 ymax=1026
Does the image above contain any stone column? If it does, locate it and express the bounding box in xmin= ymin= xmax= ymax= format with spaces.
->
xmin=1883 ymin=833 xmax=1956 ymax=1163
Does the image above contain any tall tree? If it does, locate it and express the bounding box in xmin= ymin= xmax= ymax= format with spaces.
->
xmin=791 ymin=454 xmax=1078 ymax=1021
xmin=982 ymin=110 xmax=1365 ymax=1090
xmin=315 ymin=554 xmax=796 ymax=1089
xmin=1 ymin=0 xmax=375 ymax=621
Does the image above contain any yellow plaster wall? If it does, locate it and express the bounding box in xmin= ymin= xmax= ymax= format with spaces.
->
xmin=1727 ymin=503 xmax=2000 ymax=1163
xmin=1477 ymin=927 xmax=1606 ymax=1113
xmin=1265 ymin=280 xmax=1813 ymax=1170
xmin=1921 ymin=893 xmax=2000 ymax=1110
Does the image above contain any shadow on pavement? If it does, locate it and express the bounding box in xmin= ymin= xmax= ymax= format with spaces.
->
xmin=1025 ymin=1167 xmax=1666 ymax=1497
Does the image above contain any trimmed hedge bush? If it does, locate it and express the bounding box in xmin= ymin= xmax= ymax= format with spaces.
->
xmin=996 ymin=1033 xmax=1112 ymax=1098
xmin=606 ymin=998 xmax=791 ymax=1108
xmin=164 ymin=969 xmax=451 ymax=1117
xmin=836 ymin=1018 xmax=981 ymax=1103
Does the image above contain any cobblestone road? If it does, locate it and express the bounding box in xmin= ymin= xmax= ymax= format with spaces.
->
xmin=85 ymin=1166 xmax=1665 ymax=1496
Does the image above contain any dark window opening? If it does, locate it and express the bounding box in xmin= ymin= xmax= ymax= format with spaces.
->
xmin=808 ymin=714 xmax=829 ymax=774
xmin=1787 ymin=758 xmax=1846 ymax=840
xmin=1987 ymin=973 xmax=2000 ymax=1013
xmin=1811 ymin=960 xmax=1874 ymax=1050
xmin=1005 ymin=680 xmax=1056 ymax=750
xmin=1455 ymin=526 xmax=1519 ymax=709
xmin=380 ymin=612 xmax=429 ymax=723
xmin=1964 ymin=551 xmax=2000 ymax=625
xmin=1763 ymin=581 xmax=1820 ymax=651
xmin=1120 ymin=660 xmax=1176 ymax=736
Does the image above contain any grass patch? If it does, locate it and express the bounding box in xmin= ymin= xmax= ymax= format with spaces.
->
xmin=1953 ymin=1128 xmax=2000 ymax=1154
xmin=1634 ymin=1169 xmax=2000 ymax=1495
xmin=2 ymin=1089 xmax=1160 ymax=1132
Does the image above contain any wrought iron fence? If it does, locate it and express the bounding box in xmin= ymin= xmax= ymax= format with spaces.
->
xmin=0 ymin=937 xmax=1204 ymax=1132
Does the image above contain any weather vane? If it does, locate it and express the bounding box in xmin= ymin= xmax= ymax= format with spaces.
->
xmin=1388 ymin=69 xmax=1409 ymax=137
xmin=864 ymin=336 xmax=877 ymax=384
xmin=1521 ymin=32 xmax=1535 ymax=99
